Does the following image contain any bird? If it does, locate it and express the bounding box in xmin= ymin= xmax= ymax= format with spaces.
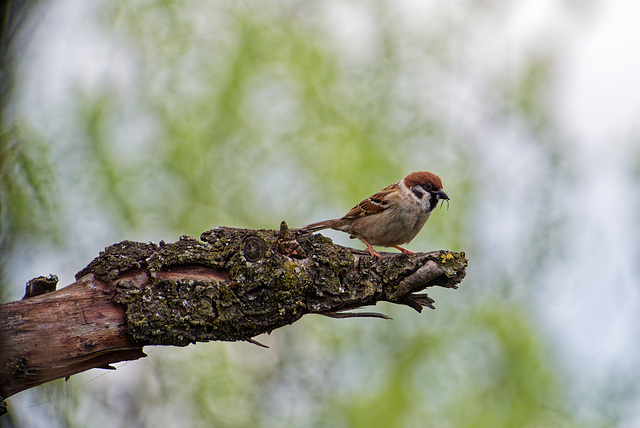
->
xmin=304 ymin=171 xmax=449 ymax=258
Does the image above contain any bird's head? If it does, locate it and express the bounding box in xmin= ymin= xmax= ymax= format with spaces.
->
xmin=403 ymin=171 xmax=449 ymax=212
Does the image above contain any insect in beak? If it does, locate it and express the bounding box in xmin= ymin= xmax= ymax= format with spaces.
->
xmin=435 ymin=190 xmax=449 ymax=210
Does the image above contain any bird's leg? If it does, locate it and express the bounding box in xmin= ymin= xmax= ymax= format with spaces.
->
xmin=393 ymin=245 xmax=414 ymax=255
xmin=361 ymin=238 xmax=382 ymax=258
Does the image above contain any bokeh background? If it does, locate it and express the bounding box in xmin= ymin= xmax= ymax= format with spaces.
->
xmin=2 ymin=0 xmax=639 ymax=427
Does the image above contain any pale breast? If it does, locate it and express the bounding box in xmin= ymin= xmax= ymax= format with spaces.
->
xmin=350 ymin=198 xmax=431 ymax=246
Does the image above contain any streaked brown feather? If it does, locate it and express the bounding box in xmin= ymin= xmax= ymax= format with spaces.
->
xmin=303 ymin=171 xmax=447 ymax=258
xmin=341 ymin=183 xmax=401 ymax=219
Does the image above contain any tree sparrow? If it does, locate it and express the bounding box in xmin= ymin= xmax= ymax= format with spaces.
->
xmin=304 ymin=171 xmax=449 ymax=258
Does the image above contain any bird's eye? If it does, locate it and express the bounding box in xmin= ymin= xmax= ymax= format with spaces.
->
xmin=423 ymin=183 xmax=433 ymax=191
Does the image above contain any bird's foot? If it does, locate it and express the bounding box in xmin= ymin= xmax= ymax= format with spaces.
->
xmin=393 ymin=245 xmax=414 ymax=255
xmin=362 ymin=238 xmax=382 ymax=258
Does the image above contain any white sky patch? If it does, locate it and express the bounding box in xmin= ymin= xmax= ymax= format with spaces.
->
xmin=317 ymin=1 xmax=380 ymax=65
xmin=14 ymin=0 xmax=137 ymax=132
xmin=555 ymin=0 xmax=640 ymax=148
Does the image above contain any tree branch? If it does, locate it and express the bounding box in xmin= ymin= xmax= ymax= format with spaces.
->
xmin=0 ymin=222 xmax=467 ymax=411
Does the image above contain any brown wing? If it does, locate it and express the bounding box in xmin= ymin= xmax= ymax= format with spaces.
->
xmin=341 ymin=183 xmax=401 ymax=219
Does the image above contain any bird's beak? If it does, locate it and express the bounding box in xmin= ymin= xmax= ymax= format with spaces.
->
xmin=436 ymin=190 xmax=449 ymax=200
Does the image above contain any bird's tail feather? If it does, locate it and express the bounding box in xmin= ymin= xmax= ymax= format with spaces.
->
xmin=304 ymin=219 xmax=339 ymax=232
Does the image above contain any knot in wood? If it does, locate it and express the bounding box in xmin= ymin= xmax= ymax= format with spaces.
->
xmin=242 ymin=235 xmax=265 ymax=262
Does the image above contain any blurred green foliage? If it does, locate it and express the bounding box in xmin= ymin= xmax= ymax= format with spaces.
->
xmin=340 ymin=306 xmax=572 ymax=428
xmin=0 ymin=125 xmax=58 ymax=301
xmin=0 ymin=1 xmax=59 ymax=301
xmin=1 ymin=1 xmax=614 ymax=427
xmin=82 ymin=1 xmax=463 ymax=237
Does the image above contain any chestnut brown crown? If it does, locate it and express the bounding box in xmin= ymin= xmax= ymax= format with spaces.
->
xmin=403 ymin=171 xmax=443 ymax=190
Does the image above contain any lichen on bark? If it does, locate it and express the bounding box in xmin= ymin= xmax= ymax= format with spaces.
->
xmin=75 ymin=240 xmax=159 ymax=282
xmin=77 ymin=223 xmax=467 ymax=346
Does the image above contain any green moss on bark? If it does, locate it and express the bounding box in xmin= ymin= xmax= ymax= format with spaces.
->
xmin=79 ymin=225 xmax=467 ymax=346
xmin=75 ymin=240 xmax=158 ymax=281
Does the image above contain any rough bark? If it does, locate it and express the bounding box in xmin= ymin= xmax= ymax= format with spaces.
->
xmin=0 ymin=222 xmax=467 ymax=413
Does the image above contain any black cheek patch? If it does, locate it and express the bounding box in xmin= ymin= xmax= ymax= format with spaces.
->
xmin=412 ymin=189 xmax=424 ymax=199
xmin=425 ymin=195 xmax=436 ymax=212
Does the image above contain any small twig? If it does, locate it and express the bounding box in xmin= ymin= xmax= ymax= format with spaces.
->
xmin=320 ymin=311 xmax=393 ymax=320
